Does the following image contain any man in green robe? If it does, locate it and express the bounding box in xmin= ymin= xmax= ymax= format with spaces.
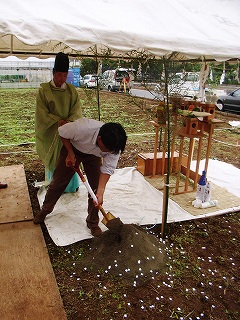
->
xmin=35 ymin=52 xmax=82 ymax=192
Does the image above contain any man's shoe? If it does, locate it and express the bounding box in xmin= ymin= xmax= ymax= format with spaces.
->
xmin=33 ymin=210 xmax=48 ymax=224
xmin=89 ymin=226 xmax=102 ymax=237
xmin=0 ymin=182 xmax=8 ymax=189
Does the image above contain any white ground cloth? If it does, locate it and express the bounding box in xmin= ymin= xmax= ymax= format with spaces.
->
xmin=37 ymin=159 xmax=240 ymax=246
xmin=191 ymin=159 xmax=240 ymax=198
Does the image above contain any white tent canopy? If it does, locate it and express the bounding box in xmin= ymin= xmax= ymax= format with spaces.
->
xmin=1 ymin=0 xmax=240 ymax=61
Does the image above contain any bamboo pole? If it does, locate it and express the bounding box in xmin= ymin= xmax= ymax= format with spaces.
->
xmin=175 ymin=136 xmax=184 ymax=194
xmin=150 ymin=121 xmax=159 ymax=177
xmin=161 ymin=174 xmax=167 ymax=238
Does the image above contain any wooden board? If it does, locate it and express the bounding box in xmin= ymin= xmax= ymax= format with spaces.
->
xmin=0 ymin=165 xmax=33 ymax=223
xmin=181 ymin=164 xmax=201 ymax=182
xmin=0 ymin=221 xmax=67 ymax=320
xmin=137 ymin=152 xmax=187 ymax=176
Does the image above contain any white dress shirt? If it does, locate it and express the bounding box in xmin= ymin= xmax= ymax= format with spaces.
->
xmin=58 ymin=118 xmax=120 ymax=175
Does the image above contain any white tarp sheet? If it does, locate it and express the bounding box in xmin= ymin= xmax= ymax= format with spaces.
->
xmin=37 ymin=159 xmax=240 ymax=246
xmin=1 ymin=0 xmax=240 ymax=61
xmin=191 ymin=159 xmax=240 ymax=198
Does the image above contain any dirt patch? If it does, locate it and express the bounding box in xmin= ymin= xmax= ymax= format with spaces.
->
xmin=75 ymin=223 xmax=167 ymax=282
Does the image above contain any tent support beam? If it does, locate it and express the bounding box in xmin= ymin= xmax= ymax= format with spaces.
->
xmin=0 ymin=50 xmax=239 ymax=63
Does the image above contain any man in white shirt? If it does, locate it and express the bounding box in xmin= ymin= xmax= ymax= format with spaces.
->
xmin=33 ymin=118 xmax=127 ymax=237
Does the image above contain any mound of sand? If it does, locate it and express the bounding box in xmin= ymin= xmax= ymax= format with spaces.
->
xmin=75 ymin=222 xmax=167 ymax=282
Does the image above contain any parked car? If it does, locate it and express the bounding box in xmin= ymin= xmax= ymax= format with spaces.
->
xmin=153 ymin=72 xmax=201 ymax=99
xmin=82 ymin=74 xmax=98 ymax=88
xmin=217 ymin=88 xmax=240 ymax=114
xmin=100 ymin=68 xmax=134 ymax=92
xmin=168 ymin=72 xmax=200 ymax=98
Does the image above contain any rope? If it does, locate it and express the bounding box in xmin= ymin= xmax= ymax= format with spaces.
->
xmin=211 ymin=138 xmax=240 ymax=147
xmin=0 ymin=128 xmax=239 ymax=154
xmin=0 ymin=142 xmax=35 ymax=147
xmin=0 ymin=150 xmax=36 ymax=155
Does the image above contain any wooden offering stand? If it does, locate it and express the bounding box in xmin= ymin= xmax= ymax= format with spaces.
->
xmin=137 ymin=98 xmax=224 ymax=195
xmin=137 ymin=121 xmax=181 ymax=177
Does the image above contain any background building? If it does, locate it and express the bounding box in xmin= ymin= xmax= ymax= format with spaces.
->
xmin=0 ymin=56 xmax=81 ymax=88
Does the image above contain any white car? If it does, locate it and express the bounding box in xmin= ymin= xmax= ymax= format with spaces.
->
xmin=153 ymin=72 xmax=201 ymax=99
xmin=169 ymin=72 xmax=200 ymax=98
xmin=100 ymin=68 xmax=134 ymax=92
xmin=82 ymin=74 xmax=97 ymax=88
